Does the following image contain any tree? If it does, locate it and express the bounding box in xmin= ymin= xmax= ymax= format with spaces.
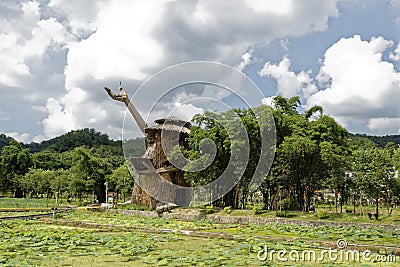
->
xmin=106 ymin=163 xmax=133 ymax=202
xmin=272 ymin=96 xmax=301 ymax=115
xmin=261 ymin=97 xmax=350 ymax=212
xmin=184 ymin=111 xmax=233 ymax=206
xmin=310 ymin=115 xmax=350 ymax=213
xmin=278 ymin=135 xmax=322 ymax=211
xmin=182 ymin=107 xmax=272 ymax=209
xmin=26 ymin=128 xmax=118 ymax=153
xmin=353 ymin=147 xmax=396 ymax=215
xmin=320 ymin=141 xmax=349 ymax=213
xmin=32 ymin=149 xmax=63 ymax=170
xmin=70 ymin=147 xmax=112 ymax=202
xmin=0 ymin=140 xmax=33 ymax=197
xmin=50 ymin=169 xmax=70 ymax=199
xmin=304 ymin=105 xmax=323 ymax=120
xmin=20 ymin=168 xmax=55 ymax=198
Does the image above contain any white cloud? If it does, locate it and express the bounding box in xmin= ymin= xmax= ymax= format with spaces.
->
xmin=390 ymin=42 xmax=400 ymax=61
xmin=5 ymin=132 xmax=30 ymax=143
xmin=0 ymin=110 xmax=10 ymax=122
xmin=170 ymin=103 xmax=204 ymax=122
xmin=245 ymin=0 xmax=292 ymax=15
xmin=368 ymin=118 xmax=400 ymax=135
xmin=40 ymin=0 xmax=339 ymax=140
xmin=259 ymin=56 xmax=318 ymax=99
xmin=0 ymin=1 xmax=70 ymax=88
xmin=0 ymin=0 xmax=340 ymax=141
xmin=390 ymin=0 xmax=400 ymax=9
xmin=41 ymin=86 xmax=115 ymax=138
xmin=261 ymin=96 xmax=275 ymax=106
xmin=307 ymin=35 xmax=400 ymax=134
xmin=155 ymin=0 xmax=338 ymax=66
xmin=237 ymin=50 xmax=253 ymax=72
xmin=42 ymin=97 xmax=77 ymax=137
xmin=48 ymin=0 xmax=107 ymax=38
xmin=64 ymin=0 xmax=164 ymax=89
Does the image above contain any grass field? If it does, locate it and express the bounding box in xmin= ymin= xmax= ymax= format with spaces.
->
xmin=0 ymin=197 xmax=78 ymax=209
xmin=0 ymin=209 xmax=399 ymax=266
xmin=0 ymin=198 xmax=399 ymax=266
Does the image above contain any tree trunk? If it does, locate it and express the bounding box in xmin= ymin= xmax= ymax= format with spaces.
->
xmin=303 ymin=190 xmax=308 ymax=212
xmin=339 ymin=186 xmax=344 ymax=213
xmin=262 ymin=190 xmax=269 ymax=210
xmin=335 ymin=195 xmax=338 ymax=213
xmin=375 ymin=190 xmax=379 ymax=216
xmin=14 ymin=188 xmax=24 ymax=198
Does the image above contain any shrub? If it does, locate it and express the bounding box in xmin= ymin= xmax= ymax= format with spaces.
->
xmin=279 ymin=199 xmax=291 ymax=211
xmin=252 ymin=206 xmax=261 ymax=215
xmin=317 ymin=210 xmax=330 ymax=219
xmin=200 ymin=205 xmax=216 ymax=214
xmin=224 ymin=206 xmax=232 ymax=214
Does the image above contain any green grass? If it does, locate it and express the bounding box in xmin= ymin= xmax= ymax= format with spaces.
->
xmin=1 ymin=210 xmax=399 ymax=266
xmin=0 ymin=197 xmax=399 ymax=266
xmin=207 ymin=205 xmax=400 ymax=225
xmin=0 ymin=197 xmax=80 ymax=209
xmin=0 ymin=211 xmax=52 ymax=217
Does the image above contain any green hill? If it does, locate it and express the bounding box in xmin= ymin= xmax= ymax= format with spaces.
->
xmin=24 ymin=128 xmax=121 ymax=153
xmin=1 ymin=128 xmax=146 ymax=157
xmin=0 ymin=134 xmax=14 ymax=152
xmin=351 ymin=133 xmax=400 ymax=148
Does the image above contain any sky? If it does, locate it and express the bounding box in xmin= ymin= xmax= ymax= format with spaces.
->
xmin=0 ymin=0 xmax=400 ymax=143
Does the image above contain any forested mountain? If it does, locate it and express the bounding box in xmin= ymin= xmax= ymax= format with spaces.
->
xmin=1 ymin=128 xmax=399 ymax=154
xmin=0 ymin=134 xmax=14 ymax=152
xmin=0 ymin=128 xmax=146 ymax=156
xmin=24 ymin=128 xmax=121 ymax=153
xmin=351 ymin=133 xmax=400 ymax=148
xmin=0 ymin=128 xmax=146 ymax=201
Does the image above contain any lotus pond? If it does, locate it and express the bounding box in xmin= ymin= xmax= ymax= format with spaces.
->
xmin=0 ymin=210 xmax=399 ymax=266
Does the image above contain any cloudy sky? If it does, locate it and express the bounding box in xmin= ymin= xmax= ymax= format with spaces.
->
xmin=1 ymin=0 xmax=400 ymax=143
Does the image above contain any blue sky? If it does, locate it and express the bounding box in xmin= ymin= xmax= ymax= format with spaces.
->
xmin=0 ymin=0 xmax=400 ymax=142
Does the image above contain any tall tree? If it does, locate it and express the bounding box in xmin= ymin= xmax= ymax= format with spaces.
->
xmin=272 ymin=96 xmax=301 ymax=115
xmin=0 ymin=140 xmax=33 ymax=197
xmin=278 ymin=135 xmax=322 ymax=211
xmin=106 ymin=163 xmax=134 ymax=202
xmin=353 ymin=147 xmax=396 ymax=215
xmin=304 ymin=105 xmax=323 ymax=120
xmin=70 ymin=147 xmax=112 ymax=202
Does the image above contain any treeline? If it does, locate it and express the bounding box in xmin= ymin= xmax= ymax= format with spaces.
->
xmin=1 ymin=100 xmax=400 ymax=214
xmin=0 ymin=134 xmax=14 ymax=151
xmin=183 ymin=96 xmax=400 ymax=214
xmin=0 ymin=129 xmax=146 ymax=203
xmin=351 ymin=133 xmax=400 ymax=148
xmin=24 ymin=128 xmax=121 ymax=153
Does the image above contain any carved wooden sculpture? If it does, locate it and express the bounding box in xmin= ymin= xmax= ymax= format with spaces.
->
xmin=105 ymin=85 xmax=190 ymax=209
xmin=104 ymin=85 xmax=147 ymax=134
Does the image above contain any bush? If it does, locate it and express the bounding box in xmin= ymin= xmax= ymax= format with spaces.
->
xmin=224 ymin=206 xmax=232 ymax=214
xmin=279 ymin=199 xmax=291 ymax=211
xmin=201 ymin=205 xmax=215 ymax=214
xmin=317 ymin=210 xmax=330 ymax=219
xmin=252 ymin=206 xmax=261 ymax=215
